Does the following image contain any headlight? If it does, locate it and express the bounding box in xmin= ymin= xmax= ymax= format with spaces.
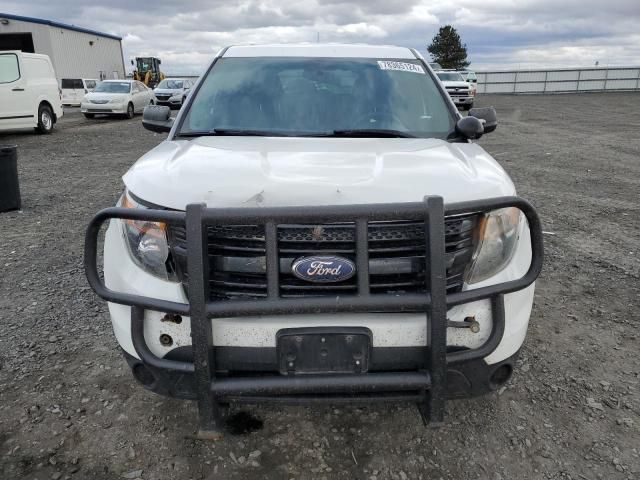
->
xmin=465 ymin=207 xmax=521 ymax=284
xmin=109 ymin=97 xmax=124 ymax=104
xmin=120 ymin=190 xmax=174 ymax=280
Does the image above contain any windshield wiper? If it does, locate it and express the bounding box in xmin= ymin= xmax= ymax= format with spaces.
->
xmin=328 ymin=129 xmax=416 ymax=138
xmin=177 ymin=128 xmax=293 ymax=138
xmin=177 ymin=128 xmax=417 ymax=138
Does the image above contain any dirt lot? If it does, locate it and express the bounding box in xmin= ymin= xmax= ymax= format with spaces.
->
xmin=1 ymin=93 xmax=639 ymax=480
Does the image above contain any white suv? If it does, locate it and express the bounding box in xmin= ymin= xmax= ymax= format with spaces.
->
xmin=61 ymin=78 xmax=98 ymax=106
xmin=0 ymin=51 xmax=63 ymax=134
xmin=460 ymin=70 xmax=479 ymax=97
xmin=153 ymin=78 xmax=194 ymax=108
xmin=85 ymin=44 xmax=543 ymax=437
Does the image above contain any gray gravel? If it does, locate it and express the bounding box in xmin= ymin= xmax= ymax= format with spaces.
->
xmin=1 ymin=93 xmax=639 ymax=479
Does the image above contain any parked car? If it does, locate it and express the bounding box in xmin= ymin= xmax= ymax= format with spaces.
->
xmin=153 ymin=78 xmax=194 ymax=108
xmin=459 ymin=70 xmax=478 ymax=97
xmin=61 ymin=78 xmax=98 ymax=106
xmin=435 ymin=70 xmax=474 ymax=110
xmin=0 ymin=50 xmax=63 ymax=134
xmin=84 ymin=43 xmax=542 ymax=437
xmin=81 ymin=80 xmax=154 ymax=119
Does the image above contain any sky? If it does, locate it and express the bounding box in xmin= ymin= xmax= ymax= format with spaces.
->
xmin=2 ymin=0 xmax=639 ymax=74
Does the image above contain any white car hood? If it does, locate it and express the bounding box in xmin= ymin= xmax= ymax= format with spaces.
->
xmin=123 ymin=137 xmax=514 ymax=209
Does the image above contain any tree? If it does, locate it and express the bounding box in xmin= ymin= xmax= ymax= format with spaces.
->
xmin=427 ymin=25 xmax=470 ymax=70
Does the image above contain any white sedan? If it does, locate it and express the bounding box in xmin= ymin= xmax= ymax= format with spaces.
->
xmin=81 ymin=80 xmax=155 ymax=119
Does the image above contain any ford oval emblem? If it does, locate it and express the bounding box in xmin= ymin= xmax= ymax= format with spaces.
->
xmin=291 ymin=256 xmax=356 ymax=283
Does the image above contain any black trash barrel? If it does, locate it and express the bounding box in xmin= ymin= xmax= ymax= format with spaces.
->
xmin=0 ymin=145 xmax=21 ymax=212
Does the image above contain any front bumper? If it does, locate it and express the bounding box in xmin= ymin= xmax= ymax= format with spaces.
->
xmin=123 ymin=346 xmax=521 ymax=402
xmin=81 ymin=102 xmax=127 ymax=114
xmin=450 ymin=96 xmax=474 ymax=105
xmin=85 ymin=196 xmax=543 ymax=434
xmin=154 ymin=95 xmax=182 ymax=105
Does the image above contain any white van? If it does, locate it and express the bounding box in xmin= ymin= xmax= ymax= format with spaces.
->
xmin=0 ymin=51 xmax=63 ymax=134
xmin=61 ymin=78 xmax=98 ymax=106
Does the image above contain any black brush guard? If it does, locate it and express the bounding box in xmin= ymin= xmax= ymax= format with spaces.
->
xmin=84 ymin=196 xmax=543 ymax=438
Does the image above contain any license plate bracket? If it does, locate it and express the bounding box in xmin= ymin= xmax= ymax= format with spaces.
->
xmin=276 ymin=327 xmax=372 ymax=375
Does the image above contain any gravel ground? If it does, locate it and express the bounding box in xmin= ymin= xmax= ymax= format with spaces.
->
xmin=1 ymin=93 xmax=639 ymax=480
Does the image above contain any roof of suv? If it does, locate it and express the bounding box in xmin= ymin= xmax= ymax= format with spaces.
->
xmin=223 ymin=43 xmax=417 ymax=59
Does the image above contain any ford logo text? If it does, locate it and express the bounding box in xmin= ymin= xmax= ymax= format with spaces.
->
xmin=291 ymin=256 xmax=356 ymax=283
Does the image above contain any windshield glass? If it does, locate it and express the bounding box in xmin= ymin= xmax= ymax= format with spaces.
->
xmin=157 ymin=79 xmax=184 ymax=89
xmin=436 ymin=72 xmax=465 ymax=82
xmin=179 ymin=57 xmax=455 ymax=138
xmin=94 ymin=82 xmax=131 ymax=93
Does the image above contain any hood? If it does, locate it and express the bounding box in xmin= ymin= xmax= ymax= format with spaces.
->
xmin=442 ymin=81 xmax=470 ymax=88
xmin=123 ymin=137 xmax=515 ymax=210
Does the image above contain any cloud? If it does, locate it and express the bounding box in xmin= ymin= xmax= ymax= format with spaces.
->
xmin=2 ymin=0 xmax=638 ymax=72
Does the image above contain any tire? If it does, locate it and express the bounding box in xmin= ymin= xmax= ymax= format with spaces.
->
xmin=463 ymin=104 xmax=473 ymax=111
xmin=83 ymin=113 xmax=95 ymax=119
xmin=35 ymin=104 xmax=54 ymax=134
xmin=125 ymin=102 xmax=135 ymax=119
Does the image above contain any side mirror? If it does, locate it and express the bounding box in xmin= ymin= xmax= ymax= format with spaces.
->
xmin=455 ymin=116 xmax=484 ymax=140
xmin=142 ymin=105 xmax=173 ymax=133
xmin=469 ymin=107 xmax=498 ymax=134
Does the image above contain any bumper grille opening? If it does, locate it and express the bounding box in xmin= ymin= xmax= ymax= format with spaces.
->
xmin=167 ymin=215 xmax=480 ymax=301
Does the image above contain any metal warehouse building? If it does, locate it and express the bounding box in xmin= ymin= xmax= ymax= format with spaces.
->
xmin=0 ymin=13 xmax=125 ymax=83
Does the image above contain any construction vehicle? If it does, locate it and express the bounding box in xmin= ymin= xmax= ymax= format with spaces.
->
xmin=131 ymin=57 xmax=165 ymax=88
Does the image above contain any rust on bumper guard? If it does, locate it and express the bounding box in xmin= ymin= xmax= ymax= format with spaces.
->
xmin=84 ymin=196 xmax=544 ymax=437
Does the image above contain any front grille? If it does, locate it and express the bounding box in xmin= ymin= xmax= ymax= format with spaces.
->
xmin=167 ymin=215 xmax=480 ymax=301
xmin=90 ymin=99 xmax=109 ymax=104
xmin=446 ymin=89 xmax=470 ymax=97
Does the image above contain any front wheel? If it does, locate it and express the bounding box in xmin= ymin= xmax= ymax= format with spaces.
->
xmin=35 ymin=104 xmax=54 ymax=134
xmin=125 ymin=102 xmax=135 ymax=119
xmin=463 ymin=104 xmax=473 ymax=111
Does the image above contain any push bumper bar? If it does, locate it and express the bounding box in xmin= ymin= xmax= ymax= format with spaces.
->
xmin=84 ymin=196 xmax=543 ymax=437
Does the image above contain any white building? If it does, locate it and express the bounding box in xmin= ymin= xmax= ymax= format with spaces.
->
xmin=0 ymin=12 xmax=125 ymax=83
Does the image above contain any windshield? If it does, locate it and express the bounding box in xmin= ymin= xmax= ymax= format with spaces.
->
xmin=157 ymin=79 xmax=184 ymax=89
xmin=179 ymin=57 xmax=455 ymax=138
xmin=436 ymin=72 xmax=465 ymax=82
xmin=137 ymin=59 xmax=152 ymax=71
xmin=94 ymin=82 xmax=131 ymax=93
